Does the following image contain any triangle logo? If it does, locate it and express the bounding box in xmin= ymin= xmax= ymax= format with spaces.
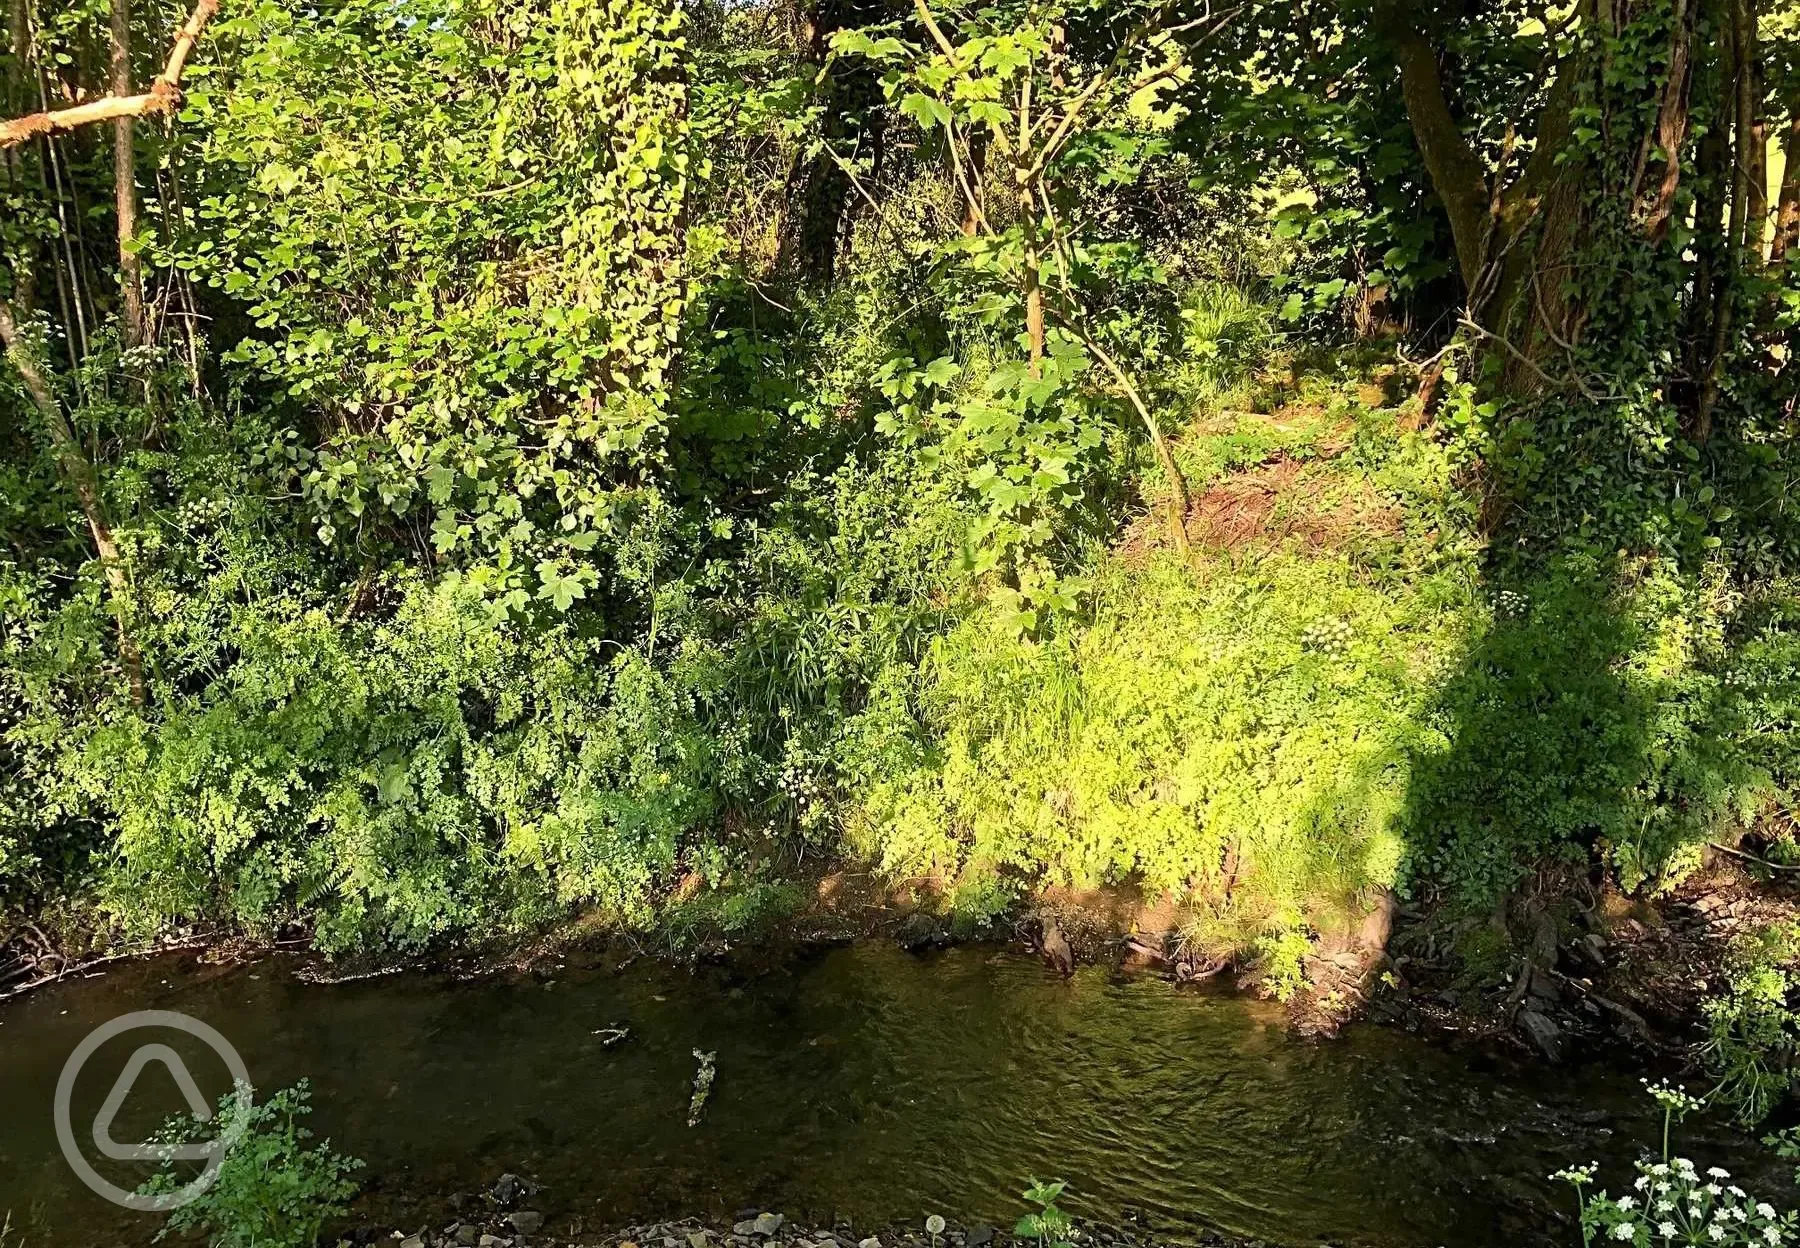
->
xmin=90 ymin=1043 xmax=217 ymax=1162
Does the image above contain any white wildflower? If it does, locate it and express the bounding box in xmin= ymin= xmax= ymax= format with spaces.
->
xmin=1758 ymin=1204 xmax=1777 ymax=1219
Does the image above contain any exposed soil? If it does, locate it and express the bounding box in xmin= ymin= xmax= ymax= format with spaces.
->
xmin=1182 ymin=454 xmax=1401 ymax=555
xmin=1364 ymin=853 xmax=1800 ymax=1070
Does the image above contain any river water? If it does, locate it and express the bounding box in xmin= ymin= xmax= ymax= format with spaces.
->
xmin=0 ymin=942 xmax=1780 ymax=1247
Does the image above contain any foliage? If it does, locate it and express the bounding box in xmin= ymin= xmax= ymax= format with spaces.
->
xmin=848 ymin=390 xmax=1478 ymax=992
xmin=141 ymin=1081 xmax=362 ymax=1248
xmin=0 ymin=0 xmax=1797 ymax=1015
xmin=1556 ymin=1085 xmax=1796 ymax=1246
xmin=1014 ymin=1179 xmax=1073 ymax=1248
xmin=165 ymin=0 xmax=690 ymax=605
xmin=1702 ymin=925 xmax=1800 ymax=1125
xmin=1400 ymin=562 xmax=1792 ymax=908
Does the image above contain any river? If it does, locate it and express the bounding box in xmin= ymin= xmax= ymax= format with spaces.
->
xmin=0 ymin=941 xmax=1779 ymax=1246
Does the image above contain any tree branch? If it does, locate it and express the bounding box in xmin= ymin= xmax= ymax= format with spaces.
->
xmin=0 ymin=301 xmax=145 ymax=702
xmin=0 ymin=0 xmax=217 ymax=151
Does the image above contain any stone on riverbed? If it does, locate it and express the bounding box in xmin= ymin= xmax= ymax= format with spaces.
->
xmin=753 ymin=1213 xmax=786 ymax=1236
xmin=1515 ymin=1006 xmax=1564 ymax=1062
xmin=509 ymin=1210 xmax=544 ymax=1234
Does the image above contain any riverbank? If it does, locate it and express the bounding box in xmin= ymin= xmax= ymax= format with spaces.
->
xmin=356 ymin=1204 xmax=1268 ymax=1248
xmin=9 ymin=846 xmax=1793 ymax=1076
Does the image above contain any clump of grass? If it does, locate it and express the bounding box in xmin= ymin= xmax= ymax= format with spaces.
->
xmin=1169 ymin=281 xmax=1278 ymax=408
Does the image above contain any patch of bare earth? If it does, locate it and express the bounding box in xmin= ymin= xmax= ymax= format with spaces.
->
xmin=1122 ymin=404 xmax=1403 ymax=564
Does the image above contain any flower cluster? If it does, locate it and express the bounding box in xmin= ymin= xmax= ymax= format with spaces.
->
xmin=1494 ymin=587 xmax=1530 ymax=619
xmin=778 ymin=761 xmax=826 ymax=810
xmin=1301 ymin=616 xmax=1353 ymax=657
xmin=1567 ymin=1158 xmax=1798 ymax=1246
xmin=173 ymin=496 xmax=232 ymax=531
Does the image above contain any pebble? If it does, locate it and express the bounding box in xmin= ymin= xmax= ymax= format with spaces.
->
xmin=372 ymin=1205 xmax=1269 ymax=1248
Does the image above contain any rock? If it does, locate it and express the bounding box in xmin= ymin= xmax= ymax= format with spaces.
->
xmin=859 ymin=1238 xmax=882 ymax=1248
xmin=690 ymin=1234 xmax=711 ymax=1248
xmin=895 ymin=912 xmax=949 ymax=950
xmin=967 ymin=1228 xmax=993 ymax=1248
xmin=400 ymin=1237 xmax=425 ymax=1248
xmin=1039 ymin=915 xmax=1075 ymax=975
xmin=734 ymin=1222 xmax=758 ymax=1237
xmin=753 ymin=1213 xmax=785 ymax=1236
xmin=479 ymin=1237 xmax=510 ymax=1248
xmin=1515 ymin=1007 xmax=1564 ymax=1062
xmin=492 ymin=1174 xmax=525 ymax=1207
xmin=510 ymin=1211 xmax=545 ymax=1235
xmin=457 ymin=1227 xmax=480 ymax=1247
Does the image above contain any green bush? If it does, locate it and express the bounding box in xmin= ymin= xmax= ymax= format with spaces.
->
xmin=141 ymin=1081 xmax=362 ymax=1248
xmin=1702 ymin=924 xmax=1800 ymax=1125
xmin=848 ymin=545 xmax=1477 ymax=990
xmin=1402 ymin=559 xmax=1794 ymax=908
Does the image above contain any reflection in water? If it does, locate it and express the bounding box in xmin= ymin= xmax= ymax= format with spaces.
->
xmin=0 ymin=943 xmax=1775 ymax=1247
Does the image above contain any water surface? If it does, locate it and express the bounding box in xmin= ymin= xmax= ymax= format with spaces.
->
xmin=0 ymin=942 xmax=1776 ymax=1246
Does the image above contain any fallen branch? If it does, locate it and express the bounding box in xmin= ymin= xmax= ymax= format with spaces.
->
xmin=1707 ymin=841 xmax=1800 ymax=873
xmin=0 ymin=0 xmax=218 ymax=150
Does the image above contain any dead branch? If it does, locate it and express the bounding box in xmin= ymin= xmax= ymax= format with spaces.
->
xmin=0 ymin=0 xmax=218 ymax=150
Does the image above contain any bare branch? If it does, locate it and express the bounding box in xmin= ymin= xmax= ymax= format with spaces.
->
xmin=0 ymin=0 xmax=217 ymax=151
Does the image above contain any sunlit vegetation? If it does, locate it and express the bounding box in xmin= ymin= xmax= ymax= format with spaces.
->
xmin=1 ymin=0 xmax=1797 ymax=1053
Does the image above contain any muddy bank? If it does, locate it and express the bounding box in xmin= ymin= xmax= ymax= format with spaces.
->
xmin=6 ymin=851 xmax=1792 ymax=1076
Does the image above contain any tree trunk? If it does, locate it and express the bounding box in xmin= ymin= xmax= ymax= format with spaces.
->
xmin=110 ymin=0 xmax=145 ymax=348
xmin=1643 ymin=0 xmax=1694 ymax=242
xmin=0 ymin=302 xmax=145 ymax=703
xmin=1695 ymin=0 xmax=1758 ymax=441
xmin=1022 ymin=238 xmax=1045 ymax=372
xmin=775 ymin=0 xmax=886 ymax=285
xmin=1386 ymin=12 xmax=1490 ymax=292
